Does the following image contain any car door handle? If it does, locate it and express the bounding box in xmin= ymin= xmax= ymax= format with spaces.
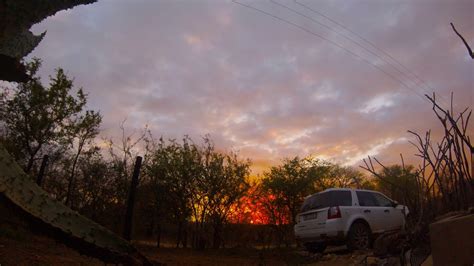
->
xmin=364 ymin=210 xmax=371 ymax=213
xmin=384 ymin=210 xmax=390 ymax=213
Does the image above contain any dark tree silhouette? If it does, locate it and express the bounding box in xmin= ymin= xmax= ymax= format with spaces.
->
xmin=451 ymin=23 xmax=474 ymax=59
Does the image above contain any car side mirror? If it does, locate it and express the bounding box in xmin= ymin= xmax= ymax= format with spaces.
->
xmin=391 ymin=201 xmax=399 ymax=208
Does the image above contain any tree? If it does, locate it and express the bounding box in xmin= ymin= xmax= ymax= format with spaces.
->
xmin=373 ymin=165 xmax=419 ymax=212
xmin=255 ymin=181 xmax=291 ymax=247
xmin=259 ymin=157 xmax=368 ymax=246
xmin=199 ymin=139 xmax=251 ymax=248
xmin=147 ymin=137 xmax=199 ymax=248
xmin=146 ymin=136 xmax=251 ymax=249
xmin=65 ymin=110 xmax=102 ymax=207
xmin=313 ymin=164 xmax=365 ymax=190
xmin=361 ymin=94 xmax=472 ymax=229
xmin=0 ymin=58 xmax=92 ymax=174
xmin=73 ymin=147 xmax=118 ymax=222
xmin=258 ymin=157 xmax=316 ymax=246
xmin=261 ymin=157 xmax=331 ymax=226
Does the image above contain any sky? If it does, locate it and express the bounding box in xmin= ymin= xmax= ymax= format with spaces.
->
xmin=28 ymin=0 xmax=473 ymax=174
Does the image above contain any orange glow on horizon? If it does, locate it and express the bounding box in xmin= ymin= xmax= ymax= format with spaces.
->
xmin=228 ymin=186 xmax=290 ymax=225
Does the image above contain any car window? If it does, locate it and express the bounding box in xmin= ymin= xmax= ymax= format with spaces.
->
xmin=301 ymin=191 xmax=352 ymax=212
xmin=301 ymin=193 xmax=327 ymax=212
xmin=330 ymin=191 xmax=352 ymax=207
xmin=373 ymin=193 xmax=393 ymax=207
xmin=356 ymin=191 xmax=379 ymax=206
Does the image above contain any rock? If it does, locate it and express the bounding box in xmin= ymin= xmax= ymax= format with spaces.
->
xmin=322 ymin=253 xmax=336 ymax=261
xmin=420 ymin=255 xmax=433 ymax=266
xmin=373 ymin=231 xmax=405 ymax=257
xmin=366 ymin=256 xmax=377 ymax=265
xmin=429 ymin=214 xmax=474 ymax=266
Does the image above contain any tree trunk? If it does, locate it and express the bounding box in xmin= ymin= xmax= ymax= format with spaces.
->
xmin=212 ymin=221 xmax=222 ymax=249
xmin=26 ymin=154 xmax=35 ymax=173
xmin=122 ymin=156 xmax=142 ymax=241
xmin=156 ymin=223 xmax=161 ymax=248
xmin=26 ymin=145 xmax=42 ymax=174
xmin=146 ymin=215 xmax=154 ymax=238
xmin=176 ymin=221 xmax=182 ymax=248
xmin=182 ymin=224 xmax=188 ymax=248
xmin=36 ymin=155 xmax=49 ymax=186
xmin=65 ymin=150 xmax=81 ymax=207
xmin=212 ymin=229 xmax=221 ymax=249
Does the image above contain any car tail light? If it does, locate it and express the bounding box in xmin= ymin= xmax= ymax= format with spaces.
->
xmin=327 ymin=206 xmax=341 ymax=219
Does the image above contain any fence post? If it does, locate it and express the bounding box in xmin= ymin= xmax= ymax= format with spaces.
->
xmin=36 ymin=155 xmax=49 ymax=187
xmin=123 ymin=156 xmax=142 ymax=241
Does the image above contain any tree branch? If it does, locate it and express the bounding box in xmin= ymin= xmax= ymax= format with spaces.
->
xmin=451 ymin=22 xmax=474 ymax=59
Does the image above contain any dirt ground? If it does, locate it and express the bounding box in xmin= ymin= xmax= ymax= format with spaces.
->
xmin=0 ymin=204 xmax=368 ymax=266
xmin=0 ymin=234 xmax=102 ymax=265
xmin=142 ymin=245 xmax=367 ymax=266
xmin=0 ymin=233 xmax=369 ymax=266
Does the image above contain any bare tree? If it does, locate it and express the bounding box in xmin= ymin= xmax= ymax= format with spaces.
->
xmin=361 ymin=93 xmax=472 ymax=224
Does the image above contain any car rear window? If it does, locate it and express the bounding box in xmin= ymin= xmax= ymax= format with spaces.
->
xmin=301 ymin=191 xmax=352 ymax=212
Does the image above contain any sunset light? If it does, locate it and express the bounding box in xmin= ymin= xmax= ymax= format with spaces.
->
xmin=1 ymin=0 xmax=472 ymax=265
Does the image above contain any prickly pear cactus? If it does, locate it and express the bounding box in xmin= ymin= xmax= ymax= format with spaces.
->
xmin=0 ymin=0 xmax=97 ymax=82
xmin=0 ymin=145 xmax=152 ymax=265
xmin=1 ymin=0 xmax=97 ymax=59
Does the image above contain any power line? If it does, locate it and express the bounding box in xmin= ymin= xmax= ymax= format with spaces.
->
xmin=271 ymin=0 xmax=445 ymax=106
xmin=293 ymin=0 xmax=451 ymax=108
xmin=272 ymin=0 xmax=426 ymax=91
xmin=294 ymin=0 xmax=427 ymax=85
xmin=232 ymin=0 xmax=427 ymax=102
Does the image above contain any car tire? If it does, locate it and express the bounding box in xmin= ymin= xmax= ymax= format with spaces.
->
xmin=304 ymin=242 xmax=327 ymax=253
xmin=347 ymin=222 xmax=371 ymax=250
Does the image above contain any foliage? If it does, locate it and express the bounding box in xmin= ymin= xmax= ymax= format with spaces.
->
xmin=146 ymin=136 xmax=251 ymax=249
xmin=200 ymin=139 xmax=251 ymax=248
xmin=260 ymin=157 xmax=364 ymax=227
xmin=373 ymin=165 xmax=419 ymax=212
xmin=146 ymin=137 xmax=198 ymax=247
xmin=261 ymin=157 xmax=321 ymax=226
xmin=311 ymin=163 xmax=367 ymax=191
xmin=0 ymin=58 xmax=95 ymax=174
xmin=65 ymin=109 xmax=102 ymax=207
xmin=72 ymin=147 xmax=123 ymax=220
xmin=257 ymin=157 xmax=367 ymax=247
xmin=1 ymin=59 xmax=382 ymax=250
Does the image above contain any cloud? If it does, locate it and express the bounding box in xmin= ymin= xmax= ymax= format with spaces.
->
xmin=27 ymin=0 xmax=473 ymax=174
xmin=359 ymin=93 xmax=397 ymax=114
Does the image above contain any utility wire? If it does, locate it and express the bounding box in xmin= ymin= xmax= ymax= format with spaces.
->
xmin=272 ymin=0 xmax=448 ymax=107
xmin=272 ymin=0 xmax=425 ymax=92
xmin=294 ymin=0 xmax=429 ymax=86
xmin=293 ymin=0 xmax=451 ymax=108
xmin=232 ymin=0 xmax=427 ymax=102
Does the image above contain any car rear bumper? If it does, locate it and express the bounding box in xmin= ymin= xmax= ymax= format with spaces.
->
xmin=295 ymin=229 xmax=346 ymax=244
xmin=294 ymin=218 xmax=347 ymax=244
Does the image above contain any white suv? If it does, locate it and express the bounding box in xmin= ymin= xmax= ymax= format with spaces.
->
xmin=294 ymin=188 xmax=408 ymax=253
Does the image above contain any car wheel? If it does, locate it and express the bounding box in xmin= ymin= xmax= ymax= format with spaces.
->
xmin=347 ymin=222 xmax=371 ymax=250
xmin=304 ymin=242 xmax=327 ymax=253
